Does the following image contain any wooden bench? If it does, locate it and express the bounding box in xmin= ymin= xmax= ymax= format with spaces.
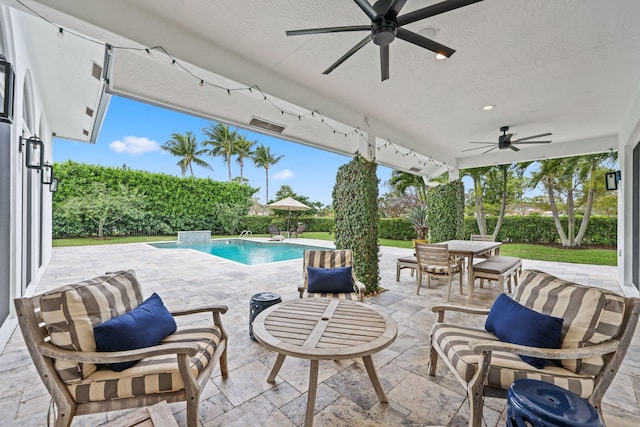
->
xmin=396 ymin=256 xmax=417 ymax=281
xmin=472 ymin=255 xmax=522 ymax=293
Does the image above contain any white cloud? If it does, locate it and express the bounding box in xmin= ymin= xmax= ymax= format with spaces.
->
xmin=109 ymin=136 xmax=159 ymax=155
xmin=272 ymin=169 xmax=294 ymax=180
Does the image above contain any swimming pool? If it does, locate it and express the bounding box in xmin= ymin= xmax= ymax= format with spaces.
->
xmin=149 ymin=239 xmax=328 ymax=265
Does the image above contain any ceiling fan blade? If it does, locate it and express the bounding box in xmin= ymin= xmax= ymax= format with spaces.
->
xmin=469 ymin=141 xmax=495 ymax=144
xmin=509 ymin=145 xmax=521 ymax=152
xmin=397 ymin=0 xmax=483 ymax=27
xmin=512 ymin=132 xmax=552 ymax=142
xmin=286 ymin=25 xmax=371 ymax=36
xmin=462 ymin=145 xmax=494 ymax=152
xmin=512 ymin=140 xmax=552 ymax=145
xmin=353 ymin=0 xmax=380 ymax=21
xmin=380 ymin=45 xmax=390 ymax=81
xmin=482 ymin=146 xmax=498 ymax=154
xmin=323 ymin=35 xmax=372 ymax=75
xmin=384 ymin=0 xmax=408 ymax=19
xmin=396 ymin=28 xmax=455 ymax=57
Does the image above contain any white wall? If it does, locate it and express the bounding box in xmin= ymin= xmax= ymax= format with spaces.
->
xmin=0 ymin=5 xmax=55 ymax=351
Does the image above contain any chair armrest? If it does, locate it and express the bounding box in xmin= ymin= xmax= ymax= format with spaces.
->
xmin=38 ymin=340 xmax=201 ymax=363
xmin=354 ymin=281 xmax=366 ymax=293
xmin=170 ymin=305 xmax=228 ymax=316
xmin=298 ymin=286 xmax=305 ymax=298
xmin=431 ymin=305 xmax=490 ymax=322
xmin=469 ymin=339 xmax=621 ymax=360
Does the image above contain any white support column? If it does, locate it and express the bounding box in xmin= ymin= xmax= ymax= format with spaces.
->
xmin=358 ymin=116 xmax=376 ymax=161
xmin=449 ymin=168 xmax=460 ymax=181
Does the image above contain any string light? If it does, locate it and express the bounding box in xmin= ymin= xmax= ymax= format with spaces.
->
xmin=14 ymin=0 xmax=397 ymax=143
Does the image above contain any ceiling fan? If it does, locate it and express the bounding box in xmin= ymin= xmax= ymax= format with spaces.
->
xmin=464 ymin=126 xmax=552 ymax=154
xmin=285 ymin=0 xmax=483 ymax=81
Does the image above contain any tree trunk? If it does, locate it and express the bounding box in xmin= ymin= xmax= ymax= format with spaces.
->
xmin=566 ymin=187 xmax=575 ymax=247
xmin=548 ymin=180 xmax=569 ymax=246
xmin=575 ymin=165 xmax=597 ymax=245
xmin=492 ymin=167 xmax=508 ymax=239
xmin=265 ymin=168 xmax=270 ymax=204
xmin=474 ymin=177 xmax=487 ymax=234
xmin=227 ymin=160 xmax=232 ymax=181
xmin=98 ymin=221 xmax=104 ymax=239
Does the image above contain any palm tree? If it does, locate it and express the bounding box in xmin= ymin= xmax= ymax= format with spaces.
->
xmin=252 ymin=144 xmax=284 ymax=203
xmin=202 ymin=122 xmax=239 ymax=181
xmin=160 ymin=131 xmax=212 ymax=176
xmin=235 ymin=136 xmax=256 ymax=181
xmin=389 ymin=170 xmax=428 ymax=203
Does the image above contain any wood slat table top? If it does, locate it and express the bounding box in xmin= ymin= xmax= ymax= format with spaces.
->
xmin=252 ymin=299 xmax=397 ymax=360
xmin=439 ymin=239 xmax=502 ymax=255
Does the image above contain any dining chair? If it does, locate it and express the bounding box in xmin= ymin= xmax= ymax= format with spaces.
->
xmin=414 ymin=243 xmax=463 ymax=299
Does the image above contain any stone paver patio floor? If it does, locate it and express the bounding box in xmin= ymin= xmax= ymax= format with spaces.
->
xmin=1 ymin=239 xmax=638 ymax=426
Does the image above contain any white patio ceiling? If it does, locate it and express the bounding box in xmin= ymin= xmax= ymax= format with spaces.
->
xmin=12 ymin=0 xmax=640 ymax=177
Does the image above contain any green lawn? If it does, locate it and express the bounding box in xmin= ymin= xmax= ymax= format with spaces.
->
xmin=53 ymin=232 xmax=617 ymax=266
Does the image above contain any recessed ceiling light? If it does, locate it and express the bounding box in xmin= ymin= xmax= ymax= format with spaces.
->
xmin=434 ymin=53 xmax=447 ymax=60
xmin=482 ymin=104 xmax=495 ymax=111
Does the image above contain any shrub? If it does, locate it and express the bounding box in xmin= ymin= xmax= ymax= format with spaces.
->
xmin=333 ymin=155 xmax=380 ymax=293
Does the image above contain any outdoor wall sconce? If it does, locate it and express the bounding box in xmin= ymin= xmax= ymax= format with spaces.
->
xmin=0 ymin=55 xmax=15 ymax=123
xmin=49 ymin=177 xmax=59 ymax=193
xmin=605 ymin=170 xmax=621 ymax=191
xmin=19 ymin=136 xmax=44 ymax=170
xmin=41 ymin=162 xmax=54 ymax=184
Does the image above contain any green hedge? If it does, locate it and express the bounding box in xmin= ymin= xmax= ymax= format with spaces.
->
xmin=53 ymin=161 xmax=257 ymax=238
xmin=378 ymin=218 xmax=415 ymax=240
xmin=463 ymin=215 xmax=616 ymax=246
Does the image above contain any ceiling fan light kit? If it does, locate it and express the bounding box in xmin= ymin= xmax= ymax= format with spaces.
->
xmin=286 ymin=0 xmax=484 ymax=81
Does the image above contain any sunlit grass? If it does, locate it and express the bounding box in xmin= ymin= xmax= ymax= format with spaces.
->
xmin=53 ymin=232 xmax=616 ymax=266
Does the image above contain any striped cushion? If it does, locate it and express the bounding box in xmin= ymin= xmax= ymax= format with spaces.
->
xmin=303 ymin=250 xmax=356 ymax=291
xmin=423 ymin=264 xmax=461 ymax=274
xmin=431 ymin=324 xmax=595 ymax=398
xmin=303 ymin=291 xmax=357 ymax=300
xmin=514 ymin=269 xmax=625 ymax=375
xmin=67 ymin=326 xmax=221 ymax=403
xmin=39 ymin=270 xmax=144 ymax=382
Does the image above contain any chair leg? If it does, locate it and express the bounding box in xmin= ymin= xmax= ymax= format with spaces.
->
xmin=220 ymin=345 xmax=229 ymax=378
xmin=447 ymin=275 xmax=452 ymax=301
xmin=186 ymin=393 xmax=199 ymax=427
xmin=396 ymin=263 xmax=400 ymax=282
xmin=53 ymin=401 xmax=76 ymax=427
xmin=428 ymin=345 xmax=439 ymax=376
xmin=416 ymin=271 xmax=422 ymax=295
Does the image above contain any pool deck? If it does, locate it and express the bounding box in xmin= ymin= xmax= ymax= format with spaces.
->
xmin=1 ymin=239 xmax=638 ymax=426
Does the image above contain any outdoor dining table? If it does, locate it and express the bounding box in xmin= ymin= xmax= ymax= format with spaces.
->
xmin=440 ymin=239 xmax=502 ymax=300
xmin=251 ymin=298 xmax=397 ymax=427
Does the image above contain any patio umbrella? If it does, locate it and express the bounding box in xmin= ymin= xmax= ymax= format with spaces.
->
xmin=266 ymin=197 xmax=311 ymax=231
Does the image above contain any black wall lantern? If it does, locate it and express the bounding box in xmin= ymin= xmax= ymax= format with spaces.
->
xmin=49 ymin=177 xmax=59 ymax=193
xmin=0 ymin=55 xmax=15 ymax=124
xmin=606 ymin=170 xmax=621 ymax=191
xmin=20 ymin=136 xmax=44 ymax=169
xmin=41 ymin=162 xmax=54 ymax=184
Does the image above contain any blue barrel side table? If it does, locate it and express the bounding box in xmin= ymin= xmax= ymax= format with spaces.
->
xmin=249 ymin=292 xmax=282 ymax=341
xmin=507 ymin=379 xmax=603 ymax=427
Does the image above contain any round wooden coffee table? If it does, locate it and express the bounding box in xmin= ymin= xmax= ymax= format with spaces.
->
xmin=252 ymin=298 xmax=397 ymax=427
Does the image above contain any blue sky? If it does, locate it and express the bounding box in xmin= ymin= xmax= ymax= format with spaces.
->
xmin=53 ymin=96 xmax=395 ymax=206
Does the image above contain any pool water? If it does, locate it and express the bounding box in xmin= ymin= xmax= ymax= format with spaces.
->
xmin=149 ymin=239 xmax=327 ymax=265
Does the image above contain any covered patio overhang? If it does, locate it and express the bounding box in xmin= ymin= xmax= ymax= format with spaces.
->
xmin=6 ymin=0 xmax=640 ymax=295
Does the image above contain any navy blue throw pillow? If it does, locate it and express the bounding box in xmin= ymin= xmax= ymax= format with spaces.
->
xmin=94 ymin=293 xmax=177 ymax=371
xmin=307 ymin=266 xmax=354 ymax=293
xmin=485 ymin=293 xmax=563 ymax=369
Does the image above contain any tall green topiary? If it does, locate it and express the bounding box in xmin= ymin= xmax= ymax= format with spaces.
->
xmin=427 ymin=180 xmax=464 ymax=242
xmin=332 ymin=155 xmax=380 ymax=293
